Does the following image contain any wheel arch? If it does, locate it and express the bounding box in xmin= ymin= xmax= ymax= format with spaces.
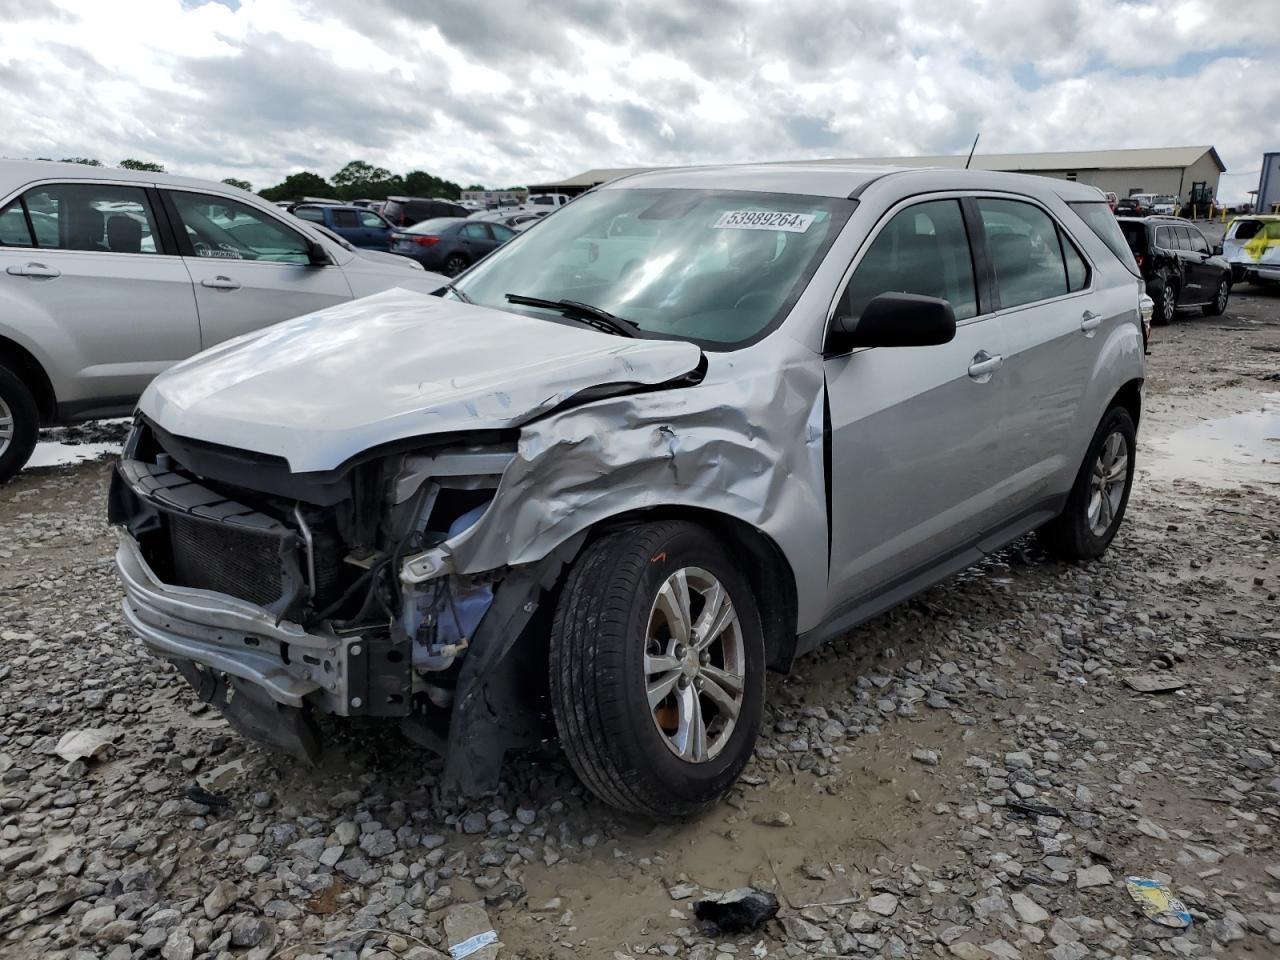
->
xmin=0 ymin=334 xmax=56 ymax=422
xmin=1108 ymin=377 xmax=1143 ymax=427
xmin=588 ymin=505 xmax=800 ymax=672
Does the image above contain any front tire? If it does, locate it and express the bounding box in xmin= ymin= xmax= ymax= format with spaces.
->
xmin=1036 ymin=406 xmax=1136 ymax=562
xmin=0 ymin=366 xmax=40 ymax=484
xmin=549 ymin=521 xmax=765 ymax=819
xmin=1202 ymin=277 xmax=1230 ymax=316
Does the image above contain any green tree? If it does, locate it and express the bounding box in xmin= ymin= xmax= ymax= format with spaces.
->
xmin=258 ymin=171 xmax=334 ymax=203
xmin=118 ymin=158 xmax=166 ymax=172
xmin=331 ymin=160 xmax=401 ymax=200
xmin=221 ymin=177 xmax=252 ymax=191
xmin=60 ymin=157 xmax=102 ymax=166
xmin=403 ymin=169 xmax=462 ymax=200
xmin=465 ymin=183 xmax=486 ymax=191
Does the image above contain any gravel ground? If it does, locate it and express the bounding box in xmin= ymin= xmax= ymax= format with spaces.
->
xmin=1 ymin=283 xmax=1278 ymax=960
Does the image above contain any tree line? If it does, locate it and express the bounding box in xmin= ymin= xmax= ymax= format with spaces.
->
xmin=42 ymin=157 xmax=521 ymax=202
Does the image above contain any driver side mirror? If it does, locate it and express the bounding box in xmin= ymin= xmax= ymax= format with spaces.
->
xmin=1212 ymin=243 xmax=1224 ymax=256
xmin=827 ymin=292 xmax=957 ymax=353
xmin=306 ymin=239 xmax=331 ymax=266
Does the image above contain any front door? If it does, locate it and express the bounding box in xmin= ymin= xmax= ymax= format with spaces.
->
xmin=825 ymin=197 xmax=1012 ymax=606
xmin=164 ymin=190 xmax=352 ymax=348
xmin=0 ymin=181 xmax=200 ymax=408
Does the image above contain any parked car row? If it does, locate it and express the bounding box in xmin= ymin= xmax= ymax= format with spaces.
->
xmin=1116 ymin=215 xmax=1232 ymax=326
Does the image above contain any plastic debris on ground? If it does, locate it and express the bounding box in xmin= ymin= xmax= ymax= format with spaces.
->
xmin=445 ymin=901 xmax=500 ymax=959
xmin=692 ymin=887 xmax=780 ymax=935
xmin=54 ymin=729 xmax=115 ymax=763
xmin=1126 ymin=876 xmax=1192 ymax=928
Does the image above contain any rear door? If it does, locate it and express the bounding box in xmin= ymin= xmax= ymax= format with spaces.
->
xmin=825 ymin=196 xmax=1011 ymax=604
xmin=329 ymin=208 xmax=364 ymax=245
xmin=459 ymin=221 xmax=497 ymax=258
xmin=0 ymin=180 xmax=199 ymax=410
xmin=1171 ymin=226 xmax=1201 ymax=299
xmin=162 ymin=189 xmax=352 ymax=348
xmin=972 ymin=195 xmax=1101 ymax=514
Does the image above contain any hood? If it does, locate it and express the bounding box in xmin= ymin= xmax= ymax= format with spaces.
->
xmin=140 ymin=289 xmax=704 ymax=473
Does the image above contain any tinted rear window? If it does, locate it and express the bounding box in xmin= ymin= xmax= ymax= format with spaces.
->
xmin=1069 ymin=202 xmax=1140 ymax=277
xmin=1118 ymin=221 xmax=1145 ymax=252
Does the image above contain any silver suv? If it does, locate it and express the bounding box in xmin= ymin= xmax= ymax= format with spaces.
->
xmin=0 ymin=161 xmax=446 ymax=482
xmin=110 ymin=164 xmax=1148 ymax=818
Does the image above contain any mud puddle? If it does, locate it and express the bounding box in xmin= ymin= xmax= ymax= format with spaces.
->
xmin=28 ymin=419 xmax=130 ymax=469
xmin=1141 ymin=393 xmax=1279 ymax=487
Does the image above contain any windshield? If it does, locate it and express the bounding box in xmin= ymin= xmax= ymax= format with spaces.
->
xmin=452 ymin=187 xmax=854 ymax=347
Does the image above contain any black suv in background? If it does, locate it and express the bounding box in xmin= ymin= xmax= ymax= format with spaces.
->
xmin=381 ymin=196 xmax=470 ymax=227
xmin=1117 ymin=216 xmax=1232 ymax=325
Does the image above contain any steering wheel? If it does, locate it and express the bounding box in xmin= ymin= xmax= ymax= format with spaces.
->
xmin=192 ymin=240 xmax=211 ymax=256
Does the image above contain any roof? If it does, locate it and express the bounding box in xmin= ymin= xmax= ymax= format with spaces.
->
xmin=531 ymin=146 xmax=1226 ymax=193
xmin=0 ymin=158 xmax=260 ymax=198
xmin=598 ymin=162 xmax=1107 ymax=202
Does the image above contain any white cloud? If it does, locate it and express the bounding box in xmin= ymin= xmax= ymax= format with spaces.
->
xmin=0 ymin=0 xmax=1274 ymax=199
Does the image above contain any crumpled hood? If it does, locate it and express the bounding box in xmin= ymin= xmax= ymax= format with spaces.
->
xmin=140 ymin=289 xmax=704 ymax=473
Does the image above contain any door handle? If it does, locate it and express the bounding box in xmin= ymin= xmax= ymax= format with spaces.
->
xmin=967 ymin=351 xmax=1004 ymax=380
xmin=7 ymin=262 xmax=60 ymax=278
xmin=201 ymin=276 xmax=240 ymax=290
xmin=1080 ymin=310 xmax=1102 ymax=333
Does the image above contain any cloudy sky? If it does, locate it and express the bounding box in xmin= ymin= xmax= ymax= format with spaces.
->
xmin=1 ymin=0 xmax=1275 ymax=199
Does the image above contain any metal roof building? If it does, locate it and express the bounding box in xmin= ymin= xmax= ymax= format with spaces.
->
xmin=529 ymin=145 xmax=1226 ymax=206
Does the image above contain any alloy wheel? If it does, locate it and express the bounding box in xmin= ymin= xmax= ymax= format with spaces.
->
xmin=1162 ymin=284 xmax=1176 ymax=322
xmin=0 ymin=395 xmax=13 ymax=458
xmin=643 ymin=566 xmax=745 ymax=763
xmin=1216 ymin=280 xmax=1228 ymax=311
xmin=1087 ymin=431 xmax=1128 ymax=537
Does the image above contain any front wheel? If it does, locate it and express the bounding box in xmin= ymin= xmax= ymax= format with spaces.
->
xmin=1202 ymin=277 xmax=1230 ymax=316
xmin=549 ymin=521 xmax=765 ymax=819
xmin=1036 ymin=406 xmax=1136 ymax=562
xmin=0 ymin=366 xmax=40 ymax=484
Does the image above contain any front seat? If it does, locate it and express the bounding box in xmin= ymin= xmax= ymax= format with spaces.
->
xmin=66 ymin=206 xmax=107 ymax=251
xmin=107 ymin=216 xmax=143 ymax=253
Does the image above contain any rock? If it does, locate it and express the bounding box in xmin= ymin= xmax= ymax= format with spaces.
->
xmin=1047 ymin=944 xmax=1088 ymax=960
xmin=912 ymin=748 xmax=940 ymax=766
xmin=948 ymin=944 xmax=988 ymax=960
xmin=1075 ymin=865 xmax=1112 ymax=889
xmin=867 ymin=892 xmax=899 ymax=916
xmin=460 ymin=812 xmax=488 ymax=835
xmin=1136 ymin=816 xmax=1169 ymax=840
xmin=668 ymin=882 xmax=698 ymax=900
xmin=229 ymin=915 xmax=271 ymax=948
xmin=751 ymin=811 xmax=792 ymax=827
xmin=846 ymin=911 xmax=878 ymax=933
xmin=161 ymin=928 xmax=195 ymax=960
xmin=79 ymin=904 xmax=117 ymax=937
xmin=781 ymin=916 xmax=825 ymax=942
xmin=204 ymin=879 xmax=240 ymax=919
xmin=1010 ymin=893 xmax=1048 ymax=925
xmin=693 ymin=888 xmax=780 ymax=935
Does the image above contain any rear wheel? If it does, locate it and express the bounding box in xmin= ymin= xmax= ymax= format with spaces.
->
xmin=1037 ymin=406 xmax=1136 ymax=562
xmin=0 ymin=366 xmax=40 ymax=484
xmin=444 ymin=253 xmax=468 ymax=276
xmin=1202 ymin=277 xmax=1230 ymax=316
xmin=1152 ymin=276 xmax=1177 ymax=325
xmin=549 ymin=521 xmax=765 ymax=819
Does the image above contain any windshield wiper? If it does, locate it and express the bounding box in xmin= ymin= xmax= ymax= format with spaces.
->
xmin=505 ymin=293 xmax=641 ymax=338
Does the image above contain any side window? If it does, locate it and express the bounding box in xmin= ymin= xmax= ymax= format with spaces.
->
xmin=1188 ymin=228 xmax=1209 ymax=254
xmin=16 ymin=184 xmax=161 ymax=254
xmin=976 ymin=198 xmax=1068 ymax=308
xmin=840 ymin=199 xmax=977 ymax=322
xmin=358 ymin=211 xmax=385 ymax=228
xmin=169 ymin=192 xmax=311 ymax=264
xmin=461 ymin=223 xmax=491 ymax=240
xmin=0 ymin=200 xmax=34 ymax=247
xmin=293 ymin=206 xmax=325 ymax=223
xmin=491 ymin=224 xmax=516 ymax=242
xmin=1232 ymin=220 xmax=1262 ymax=241
xmin=1155 ymin=227 xmax=1171 ymax=250
xmin=331 ymin=209 xmax=360 ymax=229
xmin=1059 ymin=230 xmax=1089 ymax=292
xmin=1172 ymin=226 xmax=1191 ymax=251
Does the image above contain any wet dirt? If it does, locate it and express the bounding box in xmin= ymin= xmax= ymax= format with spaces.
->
xmin=27 ymin=419 xmax=129 ymax=470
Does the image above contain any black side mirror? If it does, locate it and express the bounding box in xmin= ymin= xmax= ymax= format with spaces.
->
xmin=828 ymin=292 xmax=957 ymax=353
xmin=306 ymin=239 xmax=331 ymax=266
xmin=1212 ymin=243 xmax=1223 ymax=256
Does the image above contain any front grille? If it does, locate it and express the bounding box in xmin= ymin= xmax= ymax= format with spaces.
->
xmin=168 ymin=514 xmax=289 ymax=610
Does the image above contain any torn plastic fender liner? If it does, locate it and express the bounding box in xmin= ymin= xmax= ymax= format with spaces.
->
xmin=404 ymin=341 xmax=831 ymax=637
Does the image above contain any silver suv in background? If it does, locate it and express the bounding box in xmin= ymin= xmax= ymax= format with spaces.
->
xmin=111 ymin=165 xmax=1146 ymax=819
xmin=0 ymin=161 xmax=447 ymax=482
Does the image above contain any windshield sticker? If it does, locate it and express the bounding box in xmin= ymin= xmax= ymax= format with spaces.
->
xmin=713 ymin=210 xmax=815 ymax=233
xmin=198 ymin=248 xmax=244 ymax=259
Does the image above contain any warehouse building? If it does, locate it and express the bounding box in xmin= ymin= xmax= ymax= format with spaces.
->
xmin=529 ymin=145 xmax=1225 ymax=206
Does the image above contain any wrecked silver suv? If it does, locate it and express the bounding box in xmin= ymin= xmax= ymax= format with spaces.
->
xmin=112 ymin=164 xmax=1146 ymax=818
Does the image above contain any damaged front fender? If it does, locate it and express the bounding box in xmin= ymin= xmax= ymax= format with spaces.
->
xmin=401 ymin=340 xmax=830 ymax=633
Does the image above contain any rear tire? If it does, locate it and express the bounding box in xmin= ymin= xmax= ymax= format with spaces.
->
xmin=549 ymin=521 xmax=765 ymax=819
xmin=1202 ymin=277 xmax=1230 ymax=316
xmin=0 ymin=366 xmax=40 ymax=484
xmin=1151 ymin=276 xmax=1177 ymax=325
xmin=444 ymin=254 xmax=468 ymax=277
xmin=1036 ymin=406 xmax=1136 ymax=562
